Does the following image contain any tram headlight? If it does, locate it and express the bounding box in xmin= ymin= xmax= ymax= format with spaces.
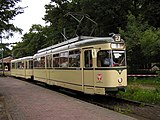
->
xmin=118 ymin=78 xmax=123 ymax=83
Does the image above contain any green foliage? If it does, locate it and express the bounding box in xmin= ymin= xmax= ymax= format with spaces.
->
xmin=119 ymin=77 xmax=160 ymax=105
xmin=0 ymin=43 xmax=11 ymax=57
xmin=141 ymin=0 xmax=160 ymax=27
xmin=12 ymin=24 xmax=49 ymax=58
xmin=119 ymin=12 xmax=146 ymax=69
xmin=128 ymin=77 xmax=160 ymax=86
xmin=118 ymin=86 xmax=160 ymax=105
xmin=0 ymin=0 xmax=24 ymax=58
xmin=140 ymin=28 xmax=160 ymax=62
xmin=119 ymin=12 xmax=160 ymax=72
xmin=10 ymin=0 xmax=160 ymax=63
xmin=0 ymin=0 xmax=23 ymax=37
xmin=45 ymin=0 xmax=134 ymax=37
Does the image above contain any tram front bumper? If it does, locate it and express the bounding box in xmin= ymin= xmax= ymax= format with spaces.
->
xmin=105 ymin=86 xmax=126 ymax=92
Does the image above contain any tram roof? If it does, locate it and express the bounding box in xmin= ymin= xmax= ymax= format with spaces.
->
xmin=38 ymin=36 xmax=122 ymax=53
xmin=11 ymin=56 xmax=33 ymax=62
xmin=37 ymin=36 xmax=94 ymax=53
xmin=33 ymin=35 xmax=124 ymax=58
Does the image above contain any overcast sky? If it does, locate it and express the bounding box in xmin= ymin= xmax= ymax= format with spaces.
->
xmin=9 ymin=0 xmax=51 ymax=43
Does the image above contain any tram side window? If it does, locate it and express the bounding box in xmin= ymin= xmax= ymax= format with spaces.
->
xmin=97 ymin=50 xmax=112 ymax=67
xmin=15 ymin=63 xmax=18 ymax=69
xmin=12 ymin=63 xmax=15 ymax=69
xmin=18 ymin=62 xmax=24 ymax=69
xmin=46 ymin=55 xmax=52 ymax=68
xmin=34 ymin=58 xmax=40 ymax=68
xmin=34 ymin=57 xmax=45 ymax=68
xmin=22 ymin=62 xmax=24 ymax=68
xmin=25 ymin=61 xmax=28 ymax=69
xmin=40 ymin=57 xmax=45 ymax=68
xmin=60 ymin=52 xmax=68 ymax=67
xmin=29 ymin=61 xmax=33 ymax=69
xmin=84 ymin=50 xmax=92 ymax=67
xmin=53 ymin=54 xmax=59 ymax=67
xmin=69 ymin=49 xmax=80 ymax=67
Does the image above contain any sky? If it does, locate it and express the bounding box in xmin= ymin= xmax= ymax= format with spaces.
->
xmin=9 ymin=0 xmax=51 ymax=44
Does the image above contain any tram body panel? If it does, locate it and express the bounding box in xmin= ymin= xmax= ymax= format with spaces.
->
xmin=11 ymin=68 xmax=17 ymax=77
xmin=33 ymin=69 xmax=47 ymax=83
xmin=15 ymin=69 xmax=26 ymax=78
xmin=46 ymin=69 xmax=51 ymax=84
xmin=25 ymin=69 xmax=33 ymax=79
xmin=83 ymin=70 xmax=94 ymax=86
xmin=82 ymin=69 xmax=127 ymax=94
xmin=83 ymin=69 xmax=95 ymax=94
xmin=49 ymin=69 xmax=83 ymax=91
xmin=25 ymin=60 xmax=33 ymax=79
xmin=94 ymin=69 xmax=127 ymax=87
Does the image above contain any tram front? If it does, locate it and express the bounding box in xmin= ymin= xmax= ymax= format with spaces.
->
xmin=94 ymin=35 xmax=127 ymax=95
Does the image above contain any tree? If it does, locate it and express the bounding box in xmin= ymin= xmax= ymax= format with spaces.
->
xmin=140 ymin=0 xmax=160 ymax=27
xmin=119 ymin=12 xmax=160 ymax=73
xmin=12 ymin=24 xmax=49 ymax=58
xmin=140 ymin=28 xmax=160 ymax=63
xmin=11 ymin=0 xmax=160 ymax=66
xmin=0 ymin=0 xmax=23 ymax=38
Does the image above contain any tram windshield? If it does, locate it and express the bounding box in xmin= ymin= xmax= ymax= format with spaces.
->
xmin=97 ymin=50 xmax=126 ymax=67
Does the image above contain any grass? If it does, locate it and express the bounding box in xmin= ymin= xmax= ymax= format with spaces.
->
xmin=118 ymin=77 xmax=160 ymax=105
xmin=128 ymin=77 xmax=160 ymax=86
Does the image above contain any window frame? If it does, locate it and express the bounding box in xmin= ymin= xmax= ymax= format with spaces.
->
xmin=53 ymin=53 xmax=60 ymax=67
xmin=84 ymin=50 xmax=93 ymax=68
xmin=69 ymin=49 xmax=80 ymax=67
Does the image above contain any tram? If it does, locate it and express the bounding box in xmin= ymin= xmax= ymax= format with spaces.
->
xmin=11 ymin=34 xmax=127 ymax=95
xmin=11 ymin=56 xmax=33 ymax=79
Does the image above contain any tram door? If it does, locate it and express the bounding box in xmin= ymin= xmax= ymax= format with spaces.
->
xmin=83 ymin=49 xmax=95 ymax=94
